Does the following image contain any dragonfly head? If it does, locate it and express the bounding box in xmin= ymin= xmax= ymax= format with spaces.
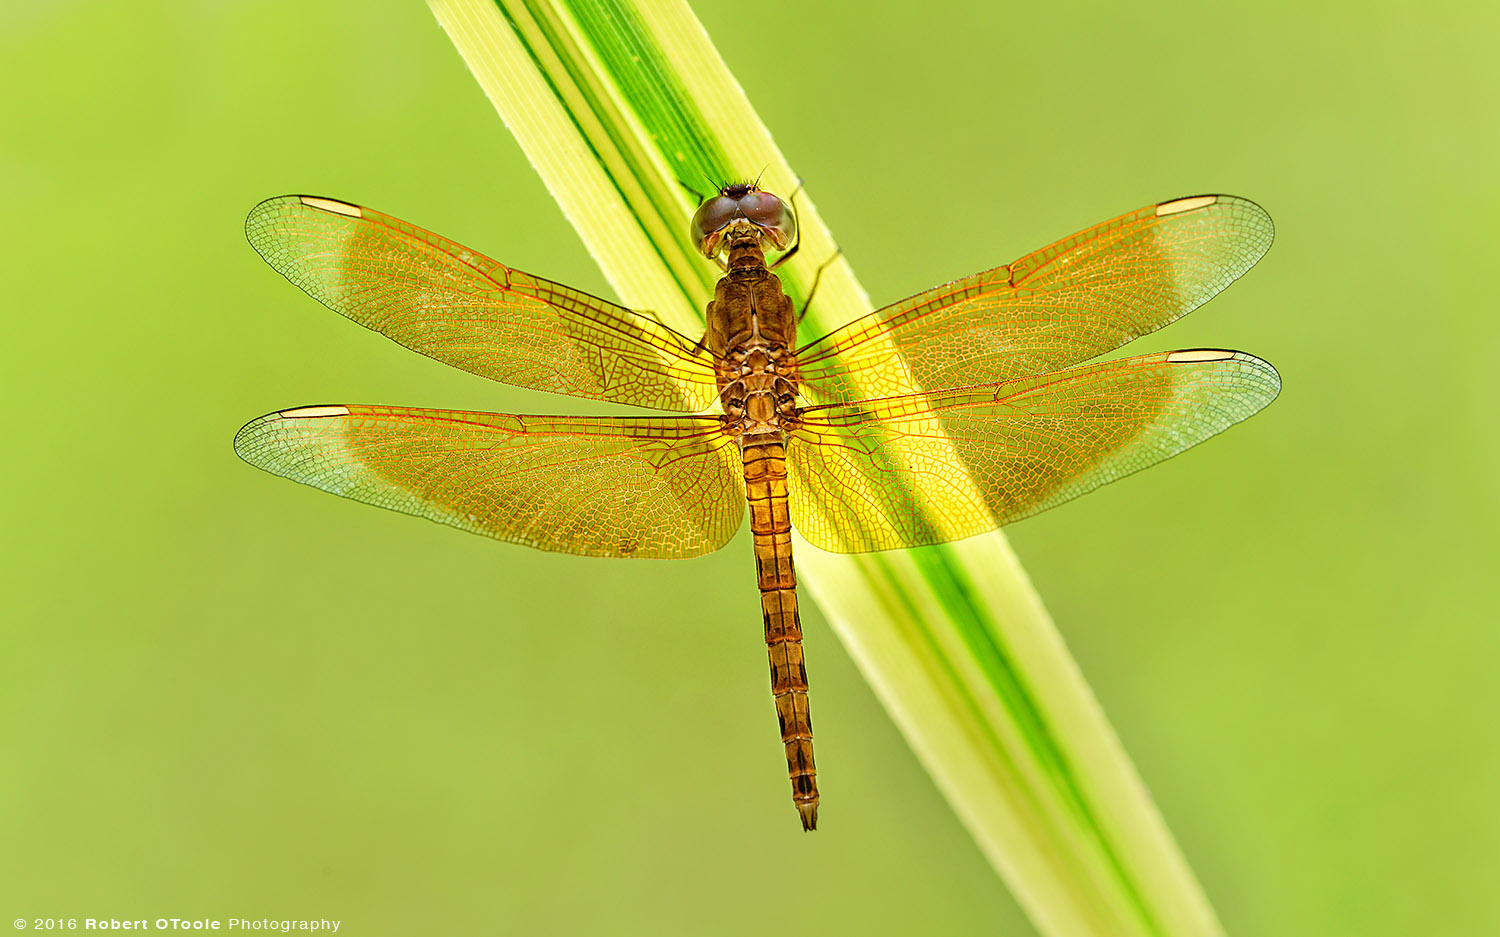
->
xmin=690 ymin=183 xmax=796 ymax=259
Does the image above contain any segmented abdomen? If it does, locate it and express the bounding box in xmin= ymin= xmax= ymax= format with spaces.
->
xmin=741 ymin=434 xmax=817 ymax=830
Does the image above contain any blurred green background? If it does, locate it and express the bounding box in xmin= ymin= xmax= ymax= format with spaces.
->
xmin=3 ymin=0 xmax=1496 ymax=934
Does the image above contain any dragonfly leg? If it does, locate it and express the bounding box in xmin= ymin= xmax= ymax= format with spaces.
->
xmin=769 ymin=177 xmax=806 ymax=271
xmin=676 ymin=174 xmax=718 ymax=205
xmin=636 ymin=306 xmax=669 ymax=326
xmin=797 ymin=248 xmax=844 ymax=324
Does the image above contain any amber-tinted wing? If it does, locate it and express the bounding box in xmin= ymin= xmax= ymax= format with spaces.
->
xmin=246 ymin=196 xmax=720 ymax=411
xmin=786 ymin=350 xmax=1278 ymax=553
xmin=234 ymin=405 xmax=742 ymax=558
xmin=795 ymin=196 xmax=1273 ymax=405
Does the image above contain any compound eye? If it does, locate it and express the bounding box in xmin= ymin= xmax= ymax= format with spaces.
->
xmin=739 ymin=190 xmax=785 ymax=227
xmin=690 ymin=196 xmax=739 ymax=254
xmin=742 ymin=190 xmax=796 ymax=250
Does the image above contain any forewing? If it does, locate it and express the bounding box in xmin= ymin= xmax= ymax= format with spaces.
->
xmin=246 ymin=196 xmax=720 ymax=411
xmin=787 ymin=350 xmax=1279 ymax=552
xmin=795 ymin=196 xmax=1273 ymax=405
xmin=234 ymin=405 xmax=743 ymax=558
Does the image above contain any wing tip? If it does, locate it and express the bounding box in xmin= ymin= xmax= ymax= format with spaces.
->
xmin=1154 ymin=193 xmax=1274 ymax=244
xmin=1149 ymin=191 xmax=1276 ymax=291
xmin=244 ymin=195 xmax=363 ymax=245
xmin=1167 ymin=349 xmax=1282 ymax=406
xmin=233 ymin=405 xmax=351 ymax=464
xmin=232 ymin=411 xmax=278 ymax=464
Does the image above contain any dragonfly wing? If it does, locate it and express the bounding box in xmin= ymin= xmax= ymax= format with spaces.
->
xmin=246 ymin=196 xmax=720 ymax=412
xmin=234 ymin=405 xmax=743 ymax=558
xmin=795 ymin=195 xmax=1273 ymax=405
xmin=786 ymin=350 xmax=1279 ymax=553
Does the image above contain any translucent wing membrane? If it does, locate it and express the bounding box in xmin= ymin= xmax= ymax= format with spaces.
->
xmin=786 ymin=350 xmax=1280 ymax=553
xmin=234 ymin=405 xmax=743 ymax=558
xmin=795 ymin=195 xmax=1273 ymax=405
xmin=246 ymin=196 xmax=720 ymax=411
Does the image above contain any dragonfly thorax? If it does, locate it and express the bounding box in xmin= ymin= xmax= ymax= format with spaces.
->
xmin=718 ymin=368 xmax=799 ymax=433
xmin=707 ymin=247 xmax=800 ymax=422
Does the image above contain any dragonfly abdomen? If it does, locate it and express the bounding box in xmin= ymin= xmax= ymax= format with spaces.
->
xmin=741 ymin=434 xmax=818 ymax=831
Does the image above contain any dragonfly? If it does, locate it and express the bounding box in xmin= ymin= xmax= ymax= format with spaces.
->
xmin=234 ymin=186 xmax=1278 ymax=830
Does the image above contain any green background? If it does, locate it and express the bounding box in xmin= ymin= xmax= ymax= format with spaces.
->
xmin=3 ymin=1 xmax=1496 ymax=934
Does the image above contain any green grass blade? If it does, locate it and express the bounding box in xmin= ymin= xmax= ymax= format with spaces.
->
xmin=429 ymin=1 xmax=1227 ymax=934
